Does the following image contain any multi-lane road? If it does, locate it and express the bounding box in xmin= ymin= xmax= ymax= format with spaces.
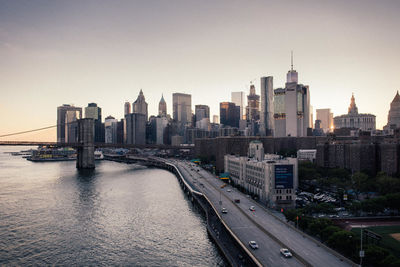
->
xmin=169 ymin=159 xmax=353 ymax=267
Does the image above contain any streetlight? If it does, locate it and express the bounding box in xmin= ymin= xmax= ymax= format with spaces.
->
xmin=360 ymin=226 xmax=364 ymax=267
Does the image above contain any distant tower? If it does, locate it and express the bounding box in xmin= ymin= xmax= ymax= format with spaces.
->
xmin=260 ymin=76 xmax=274 ymax=136
xmin=124 ymin=101 xmax=131 ymax=115
xmin=286 ymin=51 xmax=298 ymax=83
xmin=348 ymin=93 xmax=358 ymax=114
xmin=132 ymin=89 xmax=148 ymax=121
xmin=384 ymin=91 xmax=400 ymax=130
xmin=246 ymin=83 xmax=260 ymax=121
xmin=158 ymin=94 xmax=167 ymax=117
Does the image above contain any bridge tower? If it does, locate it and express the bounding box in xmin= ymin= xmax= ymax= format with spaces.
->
xmin=76 ymin=118 xmax=95 ymax=169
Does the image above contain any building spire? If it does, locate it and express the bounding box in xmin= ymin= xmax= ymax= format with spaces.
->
xmin=291 ymin=50 xmax=293 ymax=71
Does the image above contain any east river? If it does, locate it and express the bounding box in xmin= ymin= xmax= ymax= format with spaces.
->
xmin=0 ymin=146 xmax=225 ymax=266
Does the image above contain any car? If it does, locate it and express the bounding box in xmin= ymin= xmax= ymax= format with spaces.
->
xmin=234 ymin=199 xmax=240 ymax=203
xmin=280 ymin=248 xmax=292 ymax=258
xmin=249 ymin=241 xmax=258 ymax=249
xmin=227 ymin=189 xmax=232 ymax=192
xmin=249 ymin=206 xmax=255 ymax=211
xmin=221 ymin=208 xmax=228 ymax=214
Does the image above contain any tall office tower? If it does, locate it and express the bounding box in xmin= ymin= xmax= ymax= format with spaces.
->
xmin=334 ymin=94 xmax=376 ymax=131
xmin=245 ymin=84 xmax=260 ymax=121
xmin=65 ymin=109 xmax=81 ymax=143
xmin=173 ymin=93 xmax=192 ymax=126
xmin=104 ymin=116 xmax=118 ymax=143
xmin=85 ymin=103 xmax=104 ymax=143
xmin=316 ymin=108 xmax=333 ymax=133
xmin=384 ymin=91 xmax=400 ymax=131
xmin=158 ymin=94 xmax=167 ymax=117
xmin=274 ymin=54 xmax=311 ymax=137
xmin=287 ymin=51 xmax=298 ymax=83
xmin=260 ymin=76 xmax=275 ymax=136
xmin=124 ymin=113 xmax=146 ymax=145
xmin=132 ymin=89 xmax=148 ymax=121
xmin=155 ymin=116 xmax=169 ymax=144
xmin=231 ymin=91 xmax=245 ymax=120
xmin=124 ymin=101 xmax=131 ymax=116
xmin=57 ymin=104 xmax=82 ymax=143
xmin=220 ymin=102 xmax=240 ymax=128
xmin=85 ymin=103 xmax=102 ymax=121
xmin=213 ymin=115 xmax=219 ymax=124
xmin=195 ymin=105 xmax=210 ymax=122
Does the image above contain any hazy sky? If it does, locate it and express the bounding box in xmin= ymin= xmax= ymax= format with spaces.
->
xmin=1 ymin=0 xmax=399 ymax=141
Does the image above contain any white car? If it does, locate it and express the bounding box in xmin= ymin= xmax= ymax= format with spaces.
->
xmin=227 ymin=189 xmax=232 ymax=192
xmin=221 ymin=208 xmax=228 ymax=214
xmin=249 ymin=241 xmax=258 ymax=249
xmin=280 ymin=248 xmax=292 ymax=258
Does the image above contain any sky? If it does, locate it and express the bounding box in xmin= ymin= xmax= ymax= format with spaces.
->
xmin=1 ymin=0 xmax=399 ymax=141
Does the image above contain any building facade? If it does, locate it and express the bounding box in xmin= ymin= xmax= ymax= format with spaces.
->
xmin=316 ymin=108 xmax=333 ymax=133
xmin=224 ymin=141 xmax=298 ymax=208
xmin=124 ymin=113 xmax=146 ymax=145
xmin=260 ymin=76 xmax=275 ymax=136
xmin=57 ymin=104 xmax=82 ymax=143
xmin=246 ymin=84 xmax=260 ymax=121
xmin=158 ymin=94 xmax=167 ymax=117
xmin=65 ymin=109 xmax=81 ymax=143
xmin=173 ymin=93 xmax=192 ymax=126
xmin=132 ymin=89 xmax=148 ymax=121
xmin=85 ymin=103 xmax=104 ymax=143
xmin=220 ymin=102 xmax=240 ymax=128
xmin=104 ymin=116 xmax=118 ymax=144
xmin=274 ymin=64 xmax=311 ymax=137
xmin=384 ymin=91 xmax=400 ymax=132
xmin=124 ymin=101 xmax=131 ymax=116
xmin=231 ymin=91 xmax=245 ymax=120
xmin=334 ymin=94 xmax=376 ymax=131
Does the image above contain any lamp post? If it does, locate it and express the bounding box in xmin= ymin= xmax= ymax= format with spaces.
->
xmin=360 ymin=227 xmax=364 ymax=267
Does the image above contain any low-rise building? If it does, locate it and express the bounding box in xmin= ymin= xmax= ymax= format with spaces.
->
xmin=224 ymin=141 xmax=298 ymax=209
xmin=297 ymin=149 xmax=317 ymax=162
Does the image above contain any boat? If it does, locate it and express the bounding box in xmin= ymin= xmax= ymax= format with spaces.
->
xmin=94 ymin=150 xmax=104 ymax=160
xmin=26 ymin=147 xmax=76 ymax=162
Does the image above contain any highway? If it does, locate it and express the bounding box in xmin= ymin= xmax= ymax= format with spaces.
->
xmin=169 ymin=159 xmax=353 ymax=267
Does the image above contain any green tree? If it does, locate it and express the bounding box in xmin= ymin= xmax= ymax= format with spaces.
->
xmin=327 ymin=230 xmax=358 ymax=257
xmin=364 ymin=245 xmax=390 ymax=267
xmin=352 ymin=172 xmax=369 ymax=199
xmin=308 ymin=218 xmax=332 ymax=238
xmin=320 ymin=225 xmax=341 ymax=242
xmin=376 ymin=173 xmax=400 ymax=195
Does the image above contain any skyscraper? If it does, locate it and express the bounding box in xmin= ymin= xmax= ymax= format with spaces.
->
xmin=274 ymin=54 xmax=311 ymax=137
xmin=173 ymin=93 xmax=192 ymax=126
xmin=220 ymin=102 xmax=240 ymax=128
xmin=231 ymin=91 xmax=245 ymax=120
xmin=124 ymin=113 xmax=146 ymax=145
xmin=104 ymin=116 xmax=118 ymax=143
xmin=316 ymin=108 xmax=333 ymax=133
xmin=124 ymin=101 xmax=131 ymax=116
xmin=85 ymin=103 xmax=104 ymax=143
xmin=85 ymin=103 xmax=102 ymax=121
xmin=246 ymin=84 xmax=260 ymax=121
xmin=260 ymin=76 xmax=274 ymax=136
xmin=132 ymin=89 xmax=148 ymax=121
xmin=57 ymin=104 xmax=82 ymax=143
xmin=158 ymin=94 xmax=167 ymax=117
xmin=195 ymin=105 xmax=210 ymax=122
xmin=384 ymin=91 xmax=400 ymax=131
xmin=65 ymin=109 xmax=81 ymax=143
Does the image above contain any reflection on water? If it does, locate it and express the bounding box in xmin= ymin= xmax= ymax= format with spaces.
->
xmin=0 ymin=146 xmax=225 ymax=266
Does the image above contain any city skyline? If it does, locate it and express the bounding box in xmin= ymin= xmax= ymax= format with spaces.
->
xmin=1 ymin=0 xmax=400 ymax=141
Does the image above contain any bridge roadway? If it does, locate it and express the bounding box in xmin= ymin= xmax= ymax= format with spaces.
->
xmin=165 ymin=159 xmax=353 ymax=267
